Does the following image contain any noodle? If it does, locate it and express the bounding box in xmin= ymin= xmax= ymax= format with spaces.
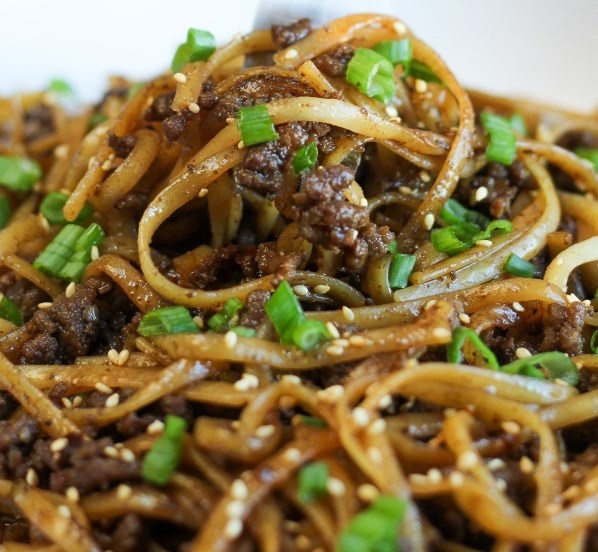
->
xmin=0 ymin=12 xmax=597 ymax=552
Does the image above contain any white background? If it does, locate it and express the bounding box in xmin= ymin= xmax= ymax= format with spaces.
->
xmin=1 ymin=0 xmax=597 ymax=111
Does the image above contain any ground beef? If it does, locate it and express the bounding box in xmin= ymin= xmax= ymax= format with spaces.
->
xmin=188 ymin=245 xmax=258 ymax=289
xmin=540 ymin=302 xmax=587 ymax=355
xmin=109 ymin=514 xmax=148 ymax=552
xmin=23 ymin=104 xmax=54 ymax=143
xmin=557 ymin=130 xmax=598 ymax=151
xmin=108 ymin=131 xmax=137 ymax=158
xmin=271 ymin=18 xmax=311 ymax=49
xmin=144 ymin=91 xmax=175 ymax=121
xmin=238 ymin=290 xmax=271 ymax=329
xmin=255 ymin=242 xmax=302 ymax=276
xmin=313 ymin=45 xmax=355 ymax=78
xmin=116 ymin=412 xmax=157 ymax=438
xmin=4 ymin=278 xmax=50 ymax=322
xmin=162 ymin=108 xmax=198 ymax=142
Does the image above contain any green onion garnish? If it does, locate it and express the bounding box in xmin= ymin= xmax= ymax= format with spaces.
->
xmin=346 ymin=48 xmax=396 ymax=104
xmin=0 ymin=195 xmax=12 ymax=230
xmin=207 ymin=297 xmax=244 ymax=332
xmin=237 ymin=104 xmax=280 ymax=147
xmin=373 ymin=39 xmax=413 ymax=67
xmin=171 ymin=29 xmax=217 ymax=73
xmin=88 ymin=112 xmax=108 ymax=129
xmin=230 ymin=326 xmax=256 ymax=337
xmin=298 ymin=461 xmax=329 ymax=504
xmin=591 ymin=330 xmax=598 ymax=354
xmin=447 ymin=327 xmax=500 ymax=369
xmin=0 ymin=295 xmax=23 ymax=326
xmin=509 ymin=113 xmax=528 ymax=137
xmin=142 ymin=415 xmax=187 ymax=486
xmin=0 ymin=156 xmax=42 ymax=192
xmin=126 ymin=82 xmax=145 ymax=99
xmin=338 ymin=495 xmax=407 ymax=552
xmin=58 ymin=223 xmax=105 ymax=282
xmin=501 ymin=352 xmax=579 ymax=386
xmin=431 ymin=219 xmax=512 ymax=256
xmin=575 ymin=148 xmax=598 ymax=172
xmin=48 ymin=79 xmax=76 ymax=99
xmin=292 ymin=143 xmax=318 ymax=175
xmin=387 ymin=241 xmax=398 ymax=254
xmin=40 ymin=192 xmax=93 ymax=226
xmin=440 ymin=198 xmax=490 ymax=228
xmin=388 ymin=253 xmax=416 ymax=289
xmin=504 ymin=253 xmax=535 ymax=278
xmin=137 ymin=306 xmax=199 ymax=337
xmin=480 ymin=112 xmax=517 ymax=165
xmin=264 ymin=280 xmax=331 ymax=351
xmin=406 ymin=59 xmax=442 ymax=83
xmin=298 ymin=415 xmax=327 ymax=428
xmin=33 ymin=224 xmax=84 ymax=277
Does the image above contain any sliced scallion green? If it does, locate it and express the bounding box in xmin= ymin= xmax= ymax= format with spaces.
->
xmin=40 ymin=192 xmax=93 ymax=226
xmin=292 ymin=142 xmax=318 ymax=175
xmin=237 ymin=104 xmax=280 ymax=147
xmin=346 ymin=48 xmax=396 ymax=104
xmin=141 ymin=415 xmax=187 ymax=485
xmin=137 ymin=306 xmax=199 ymax=337
xmin=0 ymin=156 xmax=42 ymax=192
xmin=298 ymin=461 xmax=329 ymax=504
xmin=504 ymin=253 xmax=535 ymax=278
xmin=388 ymin=253 xmax=416 ymax=289
xmin=0 ymin=295 xmax=23 ymax=326
xmin=447 ymin=327 xmax=500 ymax=369
xmin=480 ymin=112 xmax=517 ymax=165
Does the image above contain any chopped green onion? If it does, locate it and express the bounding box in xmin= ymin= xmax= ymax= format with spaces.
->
xmin=338 ymin=495 xmax=407 ymax=552
xmin=298 ymin=415 xmax=326 ymax=427
xmin=509 ymin=113 xmax=528 ymax=137
xmin=88 ymin=112 xmax=108 ymax=129
xmin=501 ymin=352 xmax=579 ymax=386
xmin=591 ymin=330 xmax=598 ymax=354
xmin=440 ymin=198 xmax=490 ymax=228
xmin=447 ymin=327 xmax=500 ymax=369
xmin=387 ymin=241 xmax=398 ymax=254
xmin=406 ymin=59 xmax=442 ymax=83
xmin=40 ymin=192 xmax=93 ymax=226
xmin=207 ymin=297 xmax=244 ymax=332
xmin=237 ymin=104 xmax=280 ymax=147
xmin=171 ymin=29 xmax=216 ymax=73
xmin=291 ymin=319 xmax=330 ymax=351
xmin=230 ymin=326 xmax=256 ymax=337
xmin=373 ymin=39 xmax=413 ymax=67
xmin=142 ymin=414 xmax=187 ymax=486
xmin=480 ymin=112 xmax=517 ymax=165
xmin=346 ymin=48 xmax=396 ymax=104
xmin=33 ymin=224 xmax=84 ymax=277
xmin=264 ymin=280 xmax=304 ymax=345
xmin=58 ymin=223 xmax=105 ymax=282
xmin=431 ymin=219 xmax=512 ymax=256
xmin=292 ymin=143 xmax=318 ymax=175
xmin=575 ymin=148 xmax=598 ymax=172
xmin=0 ymin=296 xmax=23 ymax=326
xmin=504 ymin=253 xmax=535 ymax=278
xmin=0 ymin=195 xmax=12 ymax=230
xmin=298 ymin=461 xmax=329 ymax=503
xmin=388 ymin=253 xmax=416 ymax=289
xmin=48 ymin=79 xmax=76 ymax=99
xmin=127 ymin=82 xmax=145 ymax=99
xmin=474 ymin=219 xmax=512 ymax=242
xmin=0 ymin=156 xmax=42 ymax=192
xmin=138 ymin=306 xmax=199 ymax=337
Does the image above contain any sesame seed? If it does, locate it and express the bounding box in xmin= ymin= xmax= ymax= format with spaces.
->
xmin=284 ymin=448 xmax=301 ymax=462
xmin=519 ymin=456 xmax=534 ymax=474
xmin=26 ymin=468 xmax=38 ymax=487
xmin=496 ymin=479 xmax=507 ymax=491
xmin=419 ymin=171 xmax=431 ymax=183
xmin=65 ymin=282 xmax=76 ymax=298
xmin=326 ymin=345 xmax=344 ymax=356
xmin=65 ymin=487 xmax=79 ymax=502
xmin=415 ymin=79 xmax=428 ymax=93
xmin=458 ymin=313 xmax=471 ymax=324
xmin=231 ymin=479 xmax=248 ymax=500
xmin=188 ymin=102 xmax=200 ymax=113
xmin=567 ymin=293 xmax=581 ymax=304
xmin=72 ymin=396 xmax=82 ymax=407
xmin=368 ymin=419 xmax=387 ymax=435
xmin=583 ymin=299 xmax=591 ymax=306
xmin=314 ymin=284 xmax=330 ymax=294
xmin=197 ymin=188 xmax=209 ymax=198
xmin=338 ymin=306 xmax=355 ymax=323
xmin=101 ymin=159 xmax=112 ymax=171
xmin=357 ymin=483 xmax=379 ymax=502
xmin=317 ymin=384 xmax=344 ymax=402
xmin=515 ymin=347 xmax=532 ymax=359
xmin=554 ymin=378 xmax=568 ymax=387
xmin=255 ymin=424 xmax=276 ymax=439
xmin=474 ymin=186 xmax=489 ymax=202
xmin=512 ymin=302 xmax=525 ymax=312
xmin=487 ymin=458 xmax=506 ymax=471
xmin=424 ymin=299 xmax=437 ymax=310
xmin=424 ymin=213 xmax=435 ymax=230
xmin=457 ymin=451 xmax=478 ymax=470
xmin=332 ymin=338 xmax=349 ymax=347
xmin=281 ymin=374 xmax=301 ymax=385
xmin=104 ymin=446 xmax=119 ymax=458
xmin=432 ymin=327 xmax=451 ymax=340
xmin=385 ymin=105 xmax=399 ymax=118
xmin=224 ymin=331 xmax=238 ymax=349
xmin=349 ymin=335 xmax=366 ymax=347
xmin=227 ymin=500 xmax=245 ymax=518
xmin=61 ymin=397 xmax=73 ymax=409
xmin=50 ymin=437 xmax=68 ymax=453
xmin=116 ymin=484 xmax=132 ymax=500
xmin=543 ymin=502 xmax=562 ymax=516
xmin=378 ymin=394 xmax=392 ymax=409
xmin=95 ymin=382 xmax=113 ymax=394
xmin=359 ymin=197 xmax=369 ymax=207
xmin=325 ymin=322 xmax=340 ymax=339
xmin=38 ymin=214 xmax=51 ymax=232
xmin=293 ymin=284 xmax=309 ymax=296
xmin=107 ymin=349 xmax=119 ymax=365
xmin=295 ymin=535 xmax=311 ymax=550
xmin=87 ymin=156 xmax=96 ymax=169
xmin=562 ymin=485 xmax=580 ymax=501
xmin=224 ymin=518 xmax=243 ymax=539
xmin=475 ymin=239 xmax=493 ymax=247
xmin=37 ymin=302 xmax=53 ymax=309
xmin=105 ymin=393 xmax=120 ymax=408
xmin=502 ymin=421 xmax=521 ymax=435
xmin=58 ymin=505 xmax=71 ymax=518
xmin=237 ymin=140 xmax=245 ymax=149
xmin=409 ymin=473 xmax=428 ymax=485
xmin=173 ymin=72 xmax=187 ymax=83
xmin=399 ymin=186 xmax=412 ymax=194
xmin=393 ymin=21 xmax=407 ymax=35
xmin=352 ymin=407 xmax=370 ymax=428
xmin=91 ymin=246 xmax=100 ymax=260
xmin=146 ymin=420 xmax=165 ymax=435
xmin=327 ymin=477 xmax=346 ymax=496
xmin=449 ymin=471 xmax=464 ymax=487
xmin=54 ymin=144 xmax=69 ymax=159
xmin=367 ymin=447 xmax=382 ymax=464
xmin=426 ymin=468 xmax=443 ymax=484
xmin=117 ymin=349 xmax=130 ymax=366
xmin=120 ymin=449 xmax=136 ymax=463
xmin=284 ymin=48 xmax=299 ymax=59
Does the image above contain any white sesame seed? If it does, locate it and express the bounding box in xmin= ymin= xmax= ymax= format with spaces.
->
xmin=352 ymin=407 xmax=370 ymax=428
xmin=423 ymin=213 xmax=435 ymax=230
xmin=487 ymin=458 xmax=506 ymax=471
xmin=515 ymin=347 xmax=532 ymax=359
xmin=457 ymin=451 xmax=478 ymax=470
xmin=58 ymin=505 xmax=71 ymax=518
xmin=338 ymin=306 xmax=355 ymax=323
xmin=104 ymin=445 xmax=119 ymax=458
xmin=419 ymin=171 xmax=431 ymax=183
xmin=188 ymin=102 xmax=200 ymax=113
xmin=61 ymin=397 xmax=73 ymax=409
xmin=415 ymin=79 xmax=428 ymax=93
xmin=173 ymin=72 xmax=187 ymax=84
xmin=327 ymin=477 xmax=346 ymax=497
xmin=95 ymin=382 xmax=113 ymax=394
xmin=54 ymin=144 xmax=69 ymax=159
xmin=367 ymin=447 xmax=382 ymax=464
xmin=325 ymin=322 xmax=340 ymax=339
xmin=378 ymin=394 xmax=392 ymax=409
xmin=120 ymin=449 xmax=136 ymax=463
xmin=496 ymin=479 xmax=507 ymax=491
xmin=26 ymin=468 xmax=38 ymax=487
xmin=326 ymin=345 xmax=344 ymax=356
xmin=237 ymin=140 xmax=245 ymax=149
xmin=314 ymin=284 xmax=330 ymax=294
xmin=37 ymin=302 xmax=53 ymax=310
xmin=426 ymin=468 xmax=443 ymax=484
xmin=225 ymin=518 xmax=243 ymax=539
xmin=458 ymin=313 xmax=471 ymax=324
xmin=105 ymin=393 xmax=120 ymax=408
xmin=432 ymin=327 xmax=451 ymax=340
xmin=50 ymin=437 xmax=68 ymax=453
xmin=368 ymin=418 xmax=387 ymax=435
xmin=393 ymin=21 xmax=407 ymax=35
xmin=293 ymin=284 xmax=309 ymax=296
xmin=449 ymin=471 xmax=464 ymax=487
xmin=101 ymin=159 xmax=112 ymax=171
xmin=502 ymin=421 xmax=521 ymax=435
xmin=282 ymin=47 xmax=299 ymax=60
xmin=91 ymin=246 xmax=100 ymax=260
xmin=359 ymin=197 xmax=369 ymax=207
xmin=349 ymin=335 xmax=366 ymax=347
xmin=424 ymin=299 xmax=437 ymax=310
xmin=65 ymin=487 xmax=79 ymax=502
xmin=281 ymin=374 xmax=301 ymax=385
xmin=117 ymin=349 xmax=130 ymax=366
xmin=224 ymin=331 xmax=238 ymax=349
xmin=65 ymin=282 xmax=76 ymax=298
xmin=107 ymin=349 xmax=119 ymax=365
xmin=226 ymin=500 xmax=245 ymax=518
xmin=409 ymin=473 xmax=428 ymax=485
xmin=398 ymin=186 xmax=412 ymax=195
xmin=317 ymin=384 xmax=344 ymax=402
xmin=38 ymin=213 xmax=51 ymax=232
xmin=554 ymin=378 xmax=568 ymax=387
xmin=474 ymin=186 xmax=489 ymax=202
xmin=357 ymin=483 xmax=379 ymax=502
xmin=72 ymin=396 xmax=82 ymax=407
xmin=146 ymin=420 xmax=165 ymax=435
xmin=385 ymin=105 xmax=399 ymax=118
xmin=255 ymin=424 xmax=276 ymax=438
xmin=475 ymin=239 xmax=493 ymax=247
xmin=583 ymin=299 xmax=591 ymax=307
xmin=197 ymin=188 xmax=209 ymax=198
xmin=567 ymin=293 xmax=581 ymax=304
xmin=332 ymin=338 xmax=349 ymax=347
xmin=87 ymin=156 xmax=97 ymax=170
xmin=284 ymin=448 xmax=301 ymax=462
xmin=562 ymin=485 xmax=580 ymax=501
xmin=512 ymin=302 xmax=525 ymax=312
xmin=116 ymin=484 xmax=132 ymax=500
xmin=231 ymin=479 xmax=248 ymax=500
xmin=543 ymin=502 xmax=562 ymax=516
xmin=519 ymin=456 xmax=534 ymax=474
